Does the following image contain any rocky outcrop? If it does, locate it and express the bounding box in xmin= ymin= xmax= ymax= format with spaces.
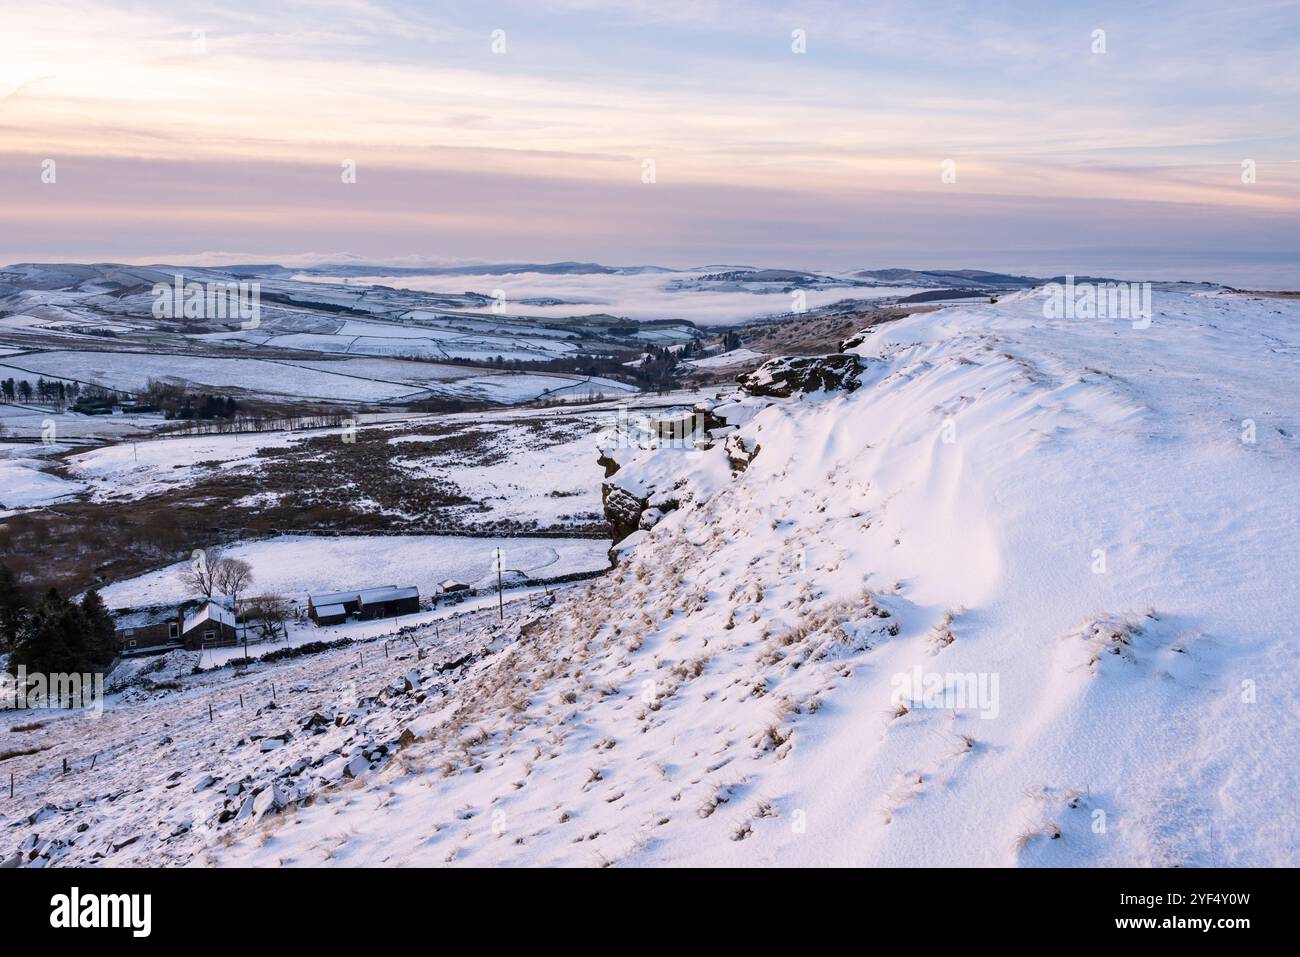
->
xmin=602 ymin=480 xmax=680 ymax=549
xmin=598 ymin=395 xmax=760 ymax=554
xmin=737 ymin=354 xmax=868 ymax=397
xmin=602 ymin=483 xmax=648 ymax=544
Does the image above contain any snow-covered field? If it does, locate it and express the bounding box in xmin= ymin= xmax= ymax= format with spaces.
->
xmin=62 ymin=428 xmax=321 ymax=503
xmin=54 ymin=405 xmax=621 ymax=516
xmin=0 ymin=443 xmax=85 ymax=510
xmin=208 ymin=319 xmax=582 ymax=364
xmin=439 ymin=373 xmax=634 ymax=404
xmin=3 ymin=287 xmax=1296 ymax=868
xmin=0 ymin=406 xmax=163 ymax=439
xmin=685 ymin=347 xmax=767 ymax=368
xmin=11 ymin=397 xmax=642 ymax=515
xmin=390 ymin=421 xmax=605 ymax=528
xmin=97 ymin=534 xmax=611 ymax=610
xmin=266 ymin=356 xmax=482 ymax=385
xmin=1 ymin=352 xmax=422 ymax=402
xmin=1 ymin=351 xmax=636 ymax=407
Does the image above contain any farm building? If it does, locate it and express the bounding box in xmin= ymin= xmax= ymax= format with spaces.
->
xmin=114 ymin=607 xmax=184 ymax=656
xmin=307 ymin=585 xmax=419 ymax=624
xmin=181 ymin=600 xmax=239 ymax=649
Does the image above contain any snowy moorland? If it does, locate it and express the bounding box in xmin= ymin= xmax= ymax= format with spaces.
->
xmin=306 ymin=267 xmax=929 ymax=326
xmin=0 ymin=262 xmax=649 ymax=410
xmin=0 ymin=259 xmax=965 ymax=413
xmin=2 ymin=286 xmax=1296 ymax=867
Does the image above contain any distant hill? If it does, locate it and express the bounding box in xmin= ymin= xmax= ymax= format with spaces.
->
xmin=298 ymin=262 xmax=630 ymax=277
xmin=853 ymin=268 xmax=1042 ymax=288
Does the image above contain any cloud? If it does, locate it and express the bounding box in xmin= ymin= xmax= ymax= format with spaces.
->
xmin=1 ymin=152 xmax=1295 ymax=287
xmin=0 ymin=0 xmax=1295 ymax=275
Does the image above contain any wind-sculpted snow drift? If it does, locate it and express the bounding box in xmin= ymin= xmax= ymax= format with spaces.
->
xmin=8 ymin=287 xmax=1296 ymax=867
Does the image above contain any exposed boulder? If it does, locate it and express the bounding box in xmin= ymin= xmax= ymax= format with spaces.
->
xmin=737 ymin=354 xmax=868 ymax=397
xmin=603 ymin=483 xmax=647 ymax=544
xmin=252 ymin=781 xmax=293 ymax=817
xmin=597 ymin=451 xmax=621 ymax=478
xmin=602 ymin=479 xmax=680 ymax=558
xmin=693 ymin=399 xmax=729 ymax=433
xmin=301 ymin=711 xmax=333 ymax=733
xmin=691 ymin=396 xmax=769 ymax=449
xmin=26 ymin=805 xmax=60 ymax=826
xmin=724 ymin=433 xmax=761 ymax=472
xmin=651 ymin=412 xmax=702 ymax=443
xmin=344 ymin=754 xmax=371 ymax=779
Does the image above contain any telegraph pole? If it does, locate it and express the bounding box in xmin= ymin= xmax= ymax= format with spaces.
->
xmin=496 ymin=547 xmax=504 ymax=621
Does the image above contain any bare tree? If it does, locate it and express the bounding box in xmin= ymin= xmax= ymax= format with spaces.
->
xmin=179 ymin=546 xmax=223 ymax=600
xmin=246 ymin=594 xmax=289 ymax=642
xmin=214 ymin=558 xmax=254 ymax=609
xmin=214 ymin=558 xmax=255 ymax=653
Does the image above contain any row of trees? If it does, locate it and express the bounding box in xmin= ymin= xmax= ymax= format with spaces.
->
xmin=1 ymin=377 xmax=85 ymax=407
xmin=160 ymin=411 xmax=351 ymax=437
xmin=142 ymin=380 xmax=239 ymax=420
xmin=0 ymin=564 xmax=117 ymax=677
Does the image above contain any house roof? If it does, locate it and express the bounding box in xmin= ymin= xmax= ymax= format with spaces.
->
xmin=358 ymin=585 xmax=418 ymax=605
xmin=313 ymin=603 xmax=346 ymax=618
xmin=112 ymin=607 xmax=177 ymax=630
xmin=310 ymin=588 xmax=378 ymax=607
xmin=183 ymin=600 xmax=236 ymax=635
xmin=309 ymin=585 xmax=418 ymax=607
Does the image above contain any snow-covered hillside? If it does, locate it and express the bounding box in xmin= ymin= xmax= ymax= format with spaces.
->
xmin=6 ymin=287 xmax=1295 ymax=867
xmin=202 ymin=286 xmax=1299 ymax=867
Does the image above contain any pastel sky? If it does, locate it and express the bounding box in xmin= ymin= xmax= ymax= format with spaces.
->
xmin=1 ymin=0 xmax=1297 ymax=281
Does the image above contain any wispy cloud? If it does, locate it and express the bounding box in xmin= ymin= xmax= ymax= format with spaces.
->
xmin=0 ymin=0 xmax=1296 ymax=270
